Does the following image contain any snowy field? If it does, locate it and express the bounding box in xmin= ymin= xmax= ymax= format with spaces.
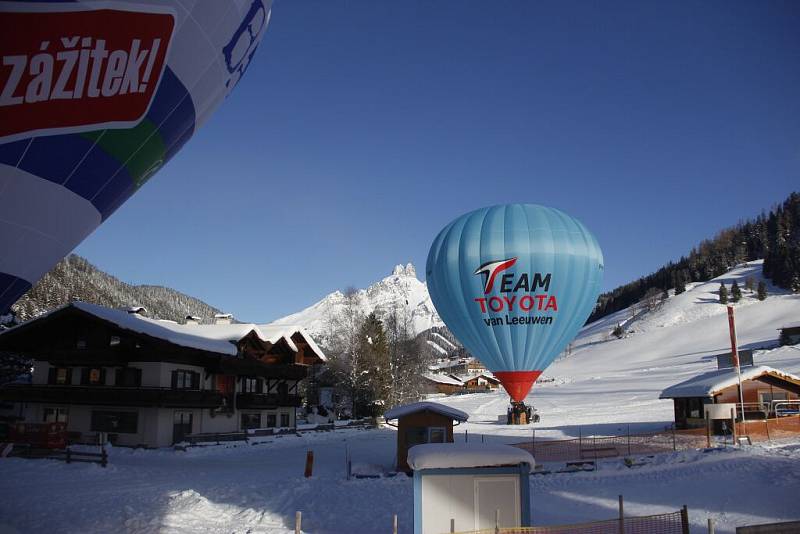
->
xmin=1 ymin=261 xmax=799 ymax=533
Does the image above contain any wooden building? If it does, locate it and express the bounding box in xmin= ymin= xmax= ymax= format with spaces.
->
xmin=422 ymin=373 xmax=464 ymax=395
xmin=0 ymin=302 xmax=326 ymax=448
xmin=384 ymin=401 xmax=468 ymax=472
xmin=778 ymin=323 xmax=800 ymax=346
xmin=660 ymin=365 xmax=800 ymax=429
xmin=460 ymin=372 xmax=500 ymax=392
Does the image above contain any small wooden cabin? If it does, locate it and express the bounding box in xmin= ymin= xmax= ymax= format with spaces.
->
xmin=384 ymin=401 xmax=468 ymax=472
xmin=422 ymin=373 xmax=464 ymax=395
xmin=660 ymin=365 xmax=800 ymax=429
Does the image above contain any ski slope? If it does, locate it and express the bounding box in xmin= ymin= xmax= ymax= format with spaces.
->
xmin=1 ymin=261 xmax=799 ymax=533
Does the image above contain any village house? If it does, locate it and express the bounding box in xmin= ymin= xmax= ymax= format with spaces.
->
xmin=460 ymin=372 xmax=500 ymax=392
xmin=0 ymin=302 xmax=325 ymax=448
xmin=660 ymin=365 xmax=800 ymax=429
xmin=778 ymin=323 xmax=800 ymax=346
xmin=423 ymin=373 xmax=464 ymax=395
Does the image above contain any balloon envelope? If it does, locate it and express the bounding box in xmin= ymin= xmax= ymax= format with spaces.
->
xmin=426 ymin=204 xmax=604 ymax=402
xmin=0 ymin=0 xmax=272 ymax=313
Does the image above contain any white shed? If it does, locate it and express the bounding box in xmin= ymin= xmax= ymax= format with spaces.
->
xmin=409 ymin=443 xmax=533 ymax=534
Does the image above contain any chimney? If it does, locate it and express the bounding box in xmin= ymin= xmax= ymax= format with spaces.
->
xmin=185 ymin=315 xmax=202 ymax=325
xmin=214 ymin=313 xmax=233 ymax=325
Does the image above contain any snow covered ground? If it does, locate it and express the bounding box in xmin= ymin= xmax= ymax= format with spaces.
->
xmin=1 ymin=261 xmax=799 ymax=533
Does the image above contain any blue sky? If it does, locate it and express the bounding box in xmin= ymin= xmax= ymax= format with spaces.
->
xmin=76 ymin=1 xmax=800 ymax=323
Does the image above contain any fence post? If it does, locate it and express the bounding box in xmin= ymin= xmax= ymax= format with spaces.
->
xmin=706 ymin=416 xmax=711 ymax=448
xmin=304 ymin=450 xmax=314 ymax=477
xmin=730 ymin=408 xmax=737 ymax=445
xmin=764 ymin=416 xmax=770 ymax=442
xmin=681 ymin=505 xmax=689 ymax=534
xmin=593 ymin=436 xmax=598 ymax=462
xmin=627 ymin=425 xmax=631 ymax=456
xmin=618 ymin=495 xmax=624 ymax=534
xmin=482 ymin=434 xmax=485 ymax=444
xmin=578 ymin=426 xmax=582 ymax=456
xmin=532 ymin=428 xmax=535 ymax=456
xmin=65 ymin=447 xmax=71 ymax=464
xmin=393 ymin=514 xmax=398 ymax=534
xmin=495 ymin=509 xmax=500 ymax=534
xmin=465 ymin=429 xmax=468 ymax=443
xmin=450 ymin=518 xmax=455 ymax=533
xmin=295 ymin=511 xmax=302 ymax=534
xmin=707 ymin=517 xmax=715 ymax=534
xmin=672 ymin=424 xmax=676 ymax=451
xmin=101 ymin=447 xmax=107 ymax=468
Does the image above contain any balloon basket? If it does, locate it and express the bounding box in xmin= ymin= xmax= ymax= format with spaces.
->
xmin=505 ymin=401 xmax=539 ymax=425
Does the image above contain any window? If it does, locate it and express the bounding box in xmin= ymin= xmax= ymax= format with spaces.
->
xmin=243 ymin=377 xmax=262 ymax=393
xmin=406 ymin=427 xmax=427 ymax=448
xmin=76 ymin=339 xmax=87 ymax=350
xmin=48 ymin=367 xmax=72 ymax=385
xmin=43 ymin=407 xmax=68 ymax=424
xmin=428 ymin=427 xmax=446 ymax=443
xmin=115 ymin=367 xmax=142 ymax=387
xmin=280 ymin=413 xmax=289 ymax=427
xmin=267 ymin=414 xmax=277 ymax=428
xmin=90 ymin=411 xmax=138 ymax=434
xmin=171 ymin=370 xmax=199 ymax=390
xmin=242 ymin=413 xmax=261 ymax=430
xmin=82 ymin=367 xmax=106 ymax=386
xmin=109 ymin=336 xmax=121 ymax=347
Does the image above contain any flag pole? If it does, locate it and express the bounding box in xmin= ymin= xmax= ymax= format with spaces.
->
xmin=727 ymin=305 xmax=747 ymax=439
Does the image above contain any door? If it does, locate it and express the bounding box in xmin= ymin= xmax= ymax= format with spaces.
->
xmin=474 ymin=477 xmax=520 ymax=530
xmin=173 ymin=411 xmax=193 ymax=444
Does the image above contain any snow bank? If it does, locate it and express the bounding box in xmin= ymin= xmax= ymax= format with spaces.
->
xmin=407 ymin=443 xmax=533 ymax=470
xmin=384 ymin=401 xmax=469 ymax=422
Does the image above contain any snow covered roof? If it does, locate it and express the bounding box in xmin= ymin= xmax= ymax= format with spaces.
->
xmin=458 ymin=372 xmax=499 ymax=383
xmin=0 ymin=302 xmax=326 ymax=361
xmin=429 ymin=359 xmax=466 ymax=371
xmin=422 ymin=373 xmax=464 ymax=386
xmin=660 ymin=366 xmax=800 ymax=399
xmin=778 ymin=323 xmax=800 ymax=330
xmin=407 ymin=443 xmax=533 ymax=470
xmin=384 ymin=401 xmax=469 ymax=422
xmin=258 ymin=324 xmax=327 ymax=362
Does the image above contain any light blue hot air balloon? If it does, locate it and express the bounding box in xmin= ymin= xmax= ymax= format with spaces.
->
xmin=426 ymin=204 xmax=604 ymax=402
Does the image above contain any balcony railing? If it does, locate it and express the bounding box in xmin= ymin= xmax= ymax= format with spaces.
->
xmin=236 ymin=392 xmax=302 ymax=409
xmin=0 ymin=384 xmax=224 ymax=409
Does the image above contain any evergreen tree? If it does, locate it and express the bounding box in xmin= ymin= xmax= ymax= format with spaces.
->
xmin=674 ymin=272 xmax=686 ymax=295
xmin=757 ymin=281 xmax=767 ymax=301
xmin=731 ymin=280 xmax=742 ymax=303
xmin=719 ymin=283 xmax=728 ymax=304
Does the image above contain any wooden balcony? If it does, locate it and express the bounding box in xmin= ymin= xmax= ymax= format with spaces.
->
xmin=0 ymin=384 xmax=225 ymax=409
xmin=236 ymin=392 xmax=302 ymax=409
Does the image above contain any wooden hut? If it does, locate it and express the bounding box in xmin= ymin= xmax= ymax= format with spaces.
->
xmin=660 ymin=365 xmax=800 ymax=429
xmin=460 ymin=372 xmax=501 ymax=392
xmin=384 ymin=402 xmax=469 ymax=472
xmin=422 ymin=373 xmax=464 ymax=395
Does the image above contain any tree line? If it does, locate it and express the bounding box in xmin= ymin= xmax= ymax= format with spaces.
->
xmin=590 ymin=191 xmax=800 ymax=322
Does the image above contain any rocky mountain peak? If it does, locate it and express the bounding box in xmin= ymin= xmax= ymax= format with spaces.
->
xmin=392 ymin=263 xmax=417 ymax=279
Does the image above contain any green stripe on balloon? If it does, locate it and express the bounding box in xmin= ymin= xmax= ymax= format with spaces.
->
xmin=82 ymin=119 xmax=166 ymax=188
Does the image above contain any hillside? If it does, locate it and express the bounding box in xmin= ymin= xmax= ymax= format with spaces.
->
xmin=8 ymin=255 xmax=222 ymax=324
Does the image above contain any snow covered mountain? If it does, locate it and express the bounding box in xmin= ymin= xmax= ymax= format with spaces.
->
xmin=268 ymin=263 xmax=444 ymax=341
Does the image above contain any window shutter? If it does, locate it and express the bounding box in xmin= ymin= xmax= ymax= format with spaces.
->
xmin=133 ymin=368 xmax=142 ymax=387
xmin=191 ymin=372 xmax=199 ymax=390
xmin=48 ymin=367 xmax=56 ymax=385
xmin=171 ymin=370 xmax=178 ymax=389
xmin=66 ymin=368 xmax=73 ymax=385
xmin=257 ymin=379 xmax=263 ymax=394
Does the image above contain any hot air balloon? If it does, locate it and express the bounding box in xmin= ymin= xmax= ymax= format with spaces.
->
xmin=0 ymin=0 xmax=272 ymax=314
xmin=426 ymin=204 xmax=604 ymax=404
